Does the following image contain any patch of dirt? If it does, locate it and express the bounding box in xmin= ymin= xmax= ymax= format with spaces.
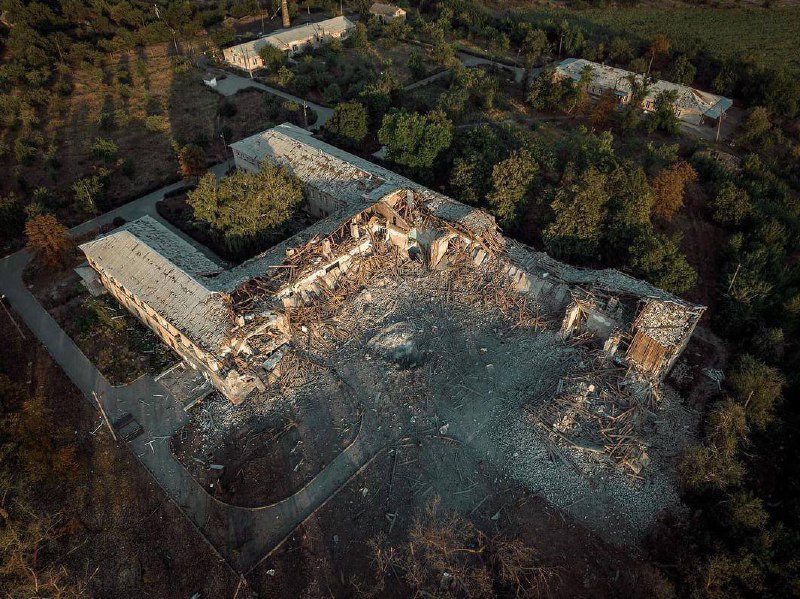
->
xmin=249 ymin=437 xmax=672 ymax=598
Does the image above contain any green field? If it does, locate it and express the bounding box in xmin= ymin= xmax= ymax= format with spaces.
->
xmin=518 ymin=6 xmax=800 ymax=72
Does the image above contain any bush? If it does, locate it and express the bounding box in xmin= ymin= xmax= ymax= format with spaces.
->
xmin=144 ymin=115 xmax=167 ymax=132
xmin=91 ymin=137 xmax=119 ymax=162
xmin=322 ymin=82 xmax=342 ymax=104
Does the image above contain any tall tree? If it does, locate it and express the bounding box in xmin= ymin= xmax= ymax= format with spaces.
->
xmin=647 ymin=33 xmax=670 ymax=75
xmin=544 ymin=167 xmax=610 ymax=262
xmin=486 ymin=150 xmax=538 ymax=230
xmin=646 ymin=90 xmax=680 ymax=135
xmin=186 ymin=162 xmax=304 ymax=254
xmin=325 ymin=101 xmax=368 ymax=147
xmin=281 ymin=0 xmax=290 ymax=28
xmin=378 ymin=109 xmax=453 ymax=171
xmin=651 ymin=161 xmax=697 ymax=220
xmin=25 ymin=214 xmax=75 ymax=268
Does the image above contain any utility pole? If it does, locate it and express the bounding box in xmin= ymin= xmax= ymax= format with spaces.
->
xmin=0 ymin=296 xmax=26 ymax=340
xmin=302 ymin=100 xmax=308 ymax=128
xmin=716 ymin=111 xmax=724 ymax=143
xmin=260 ymin=0 xmax=265 ymax=34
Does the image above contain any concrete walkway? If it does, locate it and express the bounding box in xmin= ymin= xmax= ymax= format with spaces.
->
xmin=458 ymin=51 xmax=527 ymax=83
xmin=209 ymin=71 xmax=333 ymax=131
xmin=0 ymin=170 xmax=392 ymax=573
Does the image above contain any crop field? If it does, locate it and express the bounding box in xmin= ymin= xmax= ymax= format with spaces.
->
xmin=517 ymin=6 xmax=800 ymax=72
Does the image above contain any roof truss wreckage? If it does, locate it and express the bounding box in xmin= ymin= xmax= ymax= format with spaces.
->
xmin=80 ymin=124 xmax=704 ymax=420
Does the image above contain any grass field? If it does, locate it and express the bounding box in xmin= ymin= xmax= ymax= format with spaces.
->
xmin=517 ymin=6 xmax=800 ymax=72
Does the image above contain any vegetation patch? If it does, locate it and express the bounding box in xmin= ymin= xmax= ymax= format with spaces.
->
xmin=56 ymin=292 xmax=176 ymax=385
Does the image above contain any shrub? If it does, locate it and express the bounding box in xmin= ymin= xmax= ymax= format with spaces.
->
xmin=91 ymin=137 xmax=119 ymax=162
xmin=728 ymin=354 xmax=784 ymax=430
xmin=144 ymin=115 xmax=167 ymax=132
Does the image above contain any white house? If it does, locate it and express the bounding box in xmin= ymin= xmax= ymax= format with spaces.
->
xmin=553 ymin=58 xmax=733 ymax=126
xmin=222 ymin=16 xmax=356 ymax=72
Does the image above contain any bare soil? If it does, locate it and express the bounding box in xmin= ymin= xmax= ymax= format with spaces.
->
xmin=249 ymin=437 xmax=673 ymax=598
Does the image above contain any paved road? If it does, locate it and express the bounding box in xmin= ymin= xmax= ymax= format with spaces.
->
xmin=0 ymin=169 xmax=392 ymax=573
xmin=209 ymin=71 xmax=333 ymax=131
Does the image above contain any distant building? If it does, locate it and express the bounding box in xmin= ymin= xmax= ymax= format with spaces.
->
xmin=369 ymin=3 xmax=406 ymax=24
xmin=553 ymin=58 xmax=733 ymax=126
xmin=222 ymin=16 xmax=355 ymax=72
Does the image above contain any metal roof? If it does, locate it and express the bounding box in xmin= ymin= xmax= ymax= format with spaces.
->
xmin=370 ymin=3 xmax=405 ymax=16
xmin=223 ymin=16 xmax=354 ymax=59
xmin=230 ymin=124 xmax=498 ymax=237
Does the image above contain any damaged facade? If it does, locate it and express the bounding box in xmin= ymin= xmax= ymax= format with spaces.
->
xmin=81 ymin=123 xmax=704 ymax=406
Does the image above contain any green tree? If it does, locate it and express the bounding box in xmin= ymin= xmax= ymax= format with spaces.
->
xmin=646 ymin=89 xmax=680 ymax=135
xmin=668 ymin=54 xmax=696 ymax=86
xmin=91 ymin=137 xmax=119 ymax=162
xmin=186 ymin=163 xmax=304 ymax=254
xmin=603 ymin=165 xmax=654 ymax=257
xmin=378 ymin=109 xmax=453 ymax=171
xmin=486 ymin=150 xmax=538 ymax=230
xmin=528 ymin=68 xmax=573 ymax=112
xmin=728 ymin=354 xmax=784 ymax=431
xmin=408 ymin=50 xmax=426 ymax=80
xmin=359 ymin=72 xmax=400 ymax=126
xmin=678 ymin=398 xmax=747 ymax=490
xmin=544 ymin=167 xmax=609 ymax=262
xmin=346 ymin=22 xmax=369 ymax=50
xmin=740 ymin=106 xmax=771 ymax=144
xmin=523 ymin=28 xmax=549 ymax=67
xmin=325 ymin=101 xmax=368 ymax=147
xmin=72 ymin=175 xmax=104 ymax=215
xmin=258 ymin=43 xmax=286 ymax=71
xmin=711 ymin=182 xmax=751 ymax=226
xmin=629 ymin=231 xmax=697 ymax=294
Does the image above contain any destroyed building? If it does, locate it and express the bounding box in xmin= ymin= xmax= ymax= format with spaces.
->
xmin=80 ymin=123 xmax=704 ymax=405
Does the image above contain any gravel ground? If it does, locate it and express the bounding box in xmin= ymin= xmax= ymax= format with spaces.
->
xmin=179 ymin=254 xmax=700 ymax=540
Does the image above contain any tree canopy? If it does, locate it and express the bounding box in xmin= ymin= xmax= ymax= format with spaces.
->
xmin=186 ymin=163 xmax=304 ymax=254
xmin=378 ymin=109 xmax=453 ymax=172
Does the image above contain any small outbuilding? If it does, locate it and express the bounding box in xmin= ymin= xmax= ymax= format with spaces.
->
xmin=369 ymin=3 xmax=406 ymax=24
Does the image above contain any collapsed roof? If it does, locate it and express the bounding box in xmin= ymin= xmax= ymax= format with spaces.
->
xmin=81 ymin=124 xmax=705 ymax=405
